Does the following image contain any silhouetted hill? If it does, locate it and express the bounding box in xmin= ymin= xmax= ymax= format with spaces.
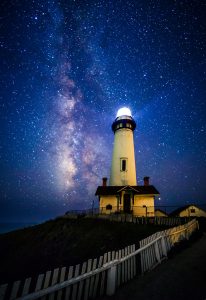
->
xmin=0 ymin=216 xmax=167 ymax=284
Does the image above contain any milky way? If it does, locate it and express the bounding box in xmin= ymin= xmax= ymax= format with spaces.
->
xmin=1 ymin=0 xmax=206 ymax=221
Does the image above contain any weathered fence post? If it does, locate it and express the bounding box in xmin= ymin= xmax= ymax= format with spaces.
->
xmin=161 ymin=236 xmax=167 ymax=257
xmin=106 ymin=265 xmax=117 ymax=296
xmin=154 ymin=242 xmax=161 ymax=263
xmin=185 ymin=227 xmax=189 ymax=240
xmin=196 ymin=220 xmax=199 ymax=230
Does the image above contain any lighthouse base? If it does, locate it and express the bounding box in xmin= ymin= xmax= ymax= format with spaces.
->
xmin=95 ymin=185 xmax=160 ymax=217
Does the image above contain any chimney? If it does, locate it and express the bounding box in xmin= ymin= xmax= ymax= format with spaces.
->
xmin=102 ymin=177 xmax=107 ymax=187
xmin=143 ymin=176 xmax=150 ymax=186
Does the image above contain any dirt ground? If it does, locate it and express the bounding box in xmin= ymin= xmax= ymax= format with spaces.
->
xmin=102 ymin=233 xmax=206 ymax=300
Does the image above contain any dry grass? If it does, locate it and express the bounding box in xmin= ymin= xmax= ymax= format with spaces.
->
xmin=0 ymin=216 xmax=168 ymax=284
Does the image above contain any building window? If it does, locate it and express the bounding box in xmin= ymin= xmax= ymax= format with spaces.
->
xmin=120 ymin=158 xmax=127 ymax=171
xmin=122 ymin=160 xmax=126 ymax=171
xmin=106 ymin=204 xmax=112 ymax=210
xmin=190 ymin=209 xmax=195 ymax=213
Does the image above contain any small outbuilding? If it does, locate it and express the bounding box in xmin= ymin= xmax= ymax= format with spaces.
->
xmin=170 ymin=204 xmax=206 ymax=218
xmin=155 ymin=209 xmax=168 ymax=217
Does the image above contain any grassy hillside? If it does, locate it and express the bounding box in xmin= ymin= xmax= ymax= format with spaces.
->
xmin=0 ymin=217 xmax=167 ymax=284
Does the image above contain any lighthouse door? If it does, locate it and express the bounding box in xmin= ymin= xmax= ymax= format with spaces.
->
xmin=123 ymin=194 xmax=131 ymax=213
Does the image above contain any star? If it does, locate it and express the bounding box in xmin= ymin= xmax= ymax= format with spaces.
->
xmin=1 ymin=0 xmax=206 ymax=222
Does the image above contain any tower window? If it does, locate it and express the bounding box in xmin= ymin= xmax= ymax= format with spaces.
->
xmin=122 ymin=160 xmax=126 ymax=171
xmin=120 ymin=158 xmax=127 ymax=171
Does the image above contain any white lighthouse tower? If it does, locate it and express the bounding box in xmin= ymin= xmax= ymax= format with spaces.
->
xmin=95 ymin=107 xmax=159 ymax=216
xmin=110 ymin=107 xmax=137 ymax=186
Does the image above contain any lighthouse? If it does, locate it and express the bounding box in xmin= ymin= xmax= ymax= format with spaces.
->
xmin=110 ymin=107 xmax=137 ymax=186
xmin=95 ymin=107 xmax=160 ymax=216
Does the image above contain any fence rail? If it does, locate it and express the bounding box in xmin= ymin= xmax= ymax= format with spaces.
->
xmin=0 ymin=219 xmax=199 ymax=300
xmin=65 ymin=208 xmax=192 ymax=227
xmin=96 ymin=214 xmax=185 ymax=226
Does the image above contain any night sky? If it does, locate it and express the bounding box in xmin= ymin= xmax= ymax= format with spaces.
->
xmin=1 ymin=0 xmax=206 ymax=222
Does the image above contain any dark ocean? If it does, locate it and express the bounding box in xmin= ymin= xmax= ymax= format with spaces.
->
xmin=0 ymin=222 xmax=38 ymax=234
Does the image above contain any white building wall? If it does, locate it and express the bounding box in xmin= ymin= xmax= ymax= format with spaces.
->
xmin=99 ymin=195 xmax=118 ymax=214
xmin=109 ymin=128 xmax=137 ymax=186
xmin=133 ymin=195 xmax=155 ymax=217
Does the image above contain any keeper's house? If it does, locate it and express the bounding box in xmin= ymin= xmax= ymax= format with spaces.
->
xmin=96 ymin=177 xmax=159 ymax=217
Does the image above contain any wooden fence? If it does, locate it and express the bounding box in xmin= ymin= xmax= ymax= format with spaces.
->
xmin=65 ymin=208 xmax=190 ymax=227
xmin=0 ymin=219 xmax=199 ymax=300
xmin=154 ymin=216 xmax=183 ymax=226
xmin=96 ymin=214 xmax=184 ymax=226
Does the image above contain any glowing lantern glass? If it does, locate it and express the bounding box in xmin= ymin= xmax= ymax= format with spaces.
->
xmin=116 ymin=107 xmax=132 ymax=118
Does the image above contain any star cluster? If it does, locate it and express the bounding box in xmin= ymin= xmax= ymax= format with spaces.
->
xmin=1 ymin=0 xmax=206 ymax=221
